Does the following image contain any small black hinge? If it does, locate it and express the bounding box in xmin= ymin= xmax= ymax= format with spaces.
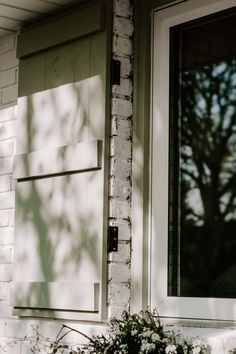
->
xmin=111 ymin=59 xmax=121 ymax=85
xmin=108 ymin=226 xmax=118 ymax=252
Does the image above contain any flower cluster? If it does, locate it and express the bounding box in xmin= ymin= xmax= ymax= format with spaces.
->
xmin=80 ymin=310 xmax=207 ymax=354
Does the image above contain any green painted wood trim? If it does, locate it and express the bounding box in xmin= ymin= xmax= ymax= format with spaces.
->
xmin=14 ymin=140 xmax=102 ymax=180
xmin=99 ymin=0 xmax=112 ymax=322
xmin=136 ymin=0 xmax=187 ymax=11
xmin=131 ymin=0 xmax=186 ymax=312
xmin=17 ymin=3 xmax=105 ymax=58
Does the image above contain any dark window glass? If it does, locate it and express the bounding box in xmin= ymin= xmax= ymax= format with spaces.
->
xmin=168 ymin=8 xmax=236 ymax=298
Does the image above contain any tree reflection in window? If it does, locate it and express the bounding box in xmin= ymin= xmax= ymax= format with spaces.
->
xmin=168 ymin=10 xmax=236 ymax=298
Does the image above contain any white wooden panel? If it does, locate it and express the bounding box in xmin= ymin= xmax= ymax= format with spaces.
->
xmin=17 ymin=35 xmax=107 ymax=154
xmin=14 ymin=140 xmax=102 ymax=179
xmin=17 ymin=4 xmax=104 ymax=57
xmin=18 ymin=52 xmax=45 ymax=96
xmin=10 ymin=282 xmax=99 ymax=312
xmin=12 ymin=307 xmax=101 ymax=321
xmin=17 ymin=82 xmax=89 ymax=153
xmin=45 ymin=42 xmax=75 ymax=89
xmin=73 ymin=38 xmax=90 ymax=141
xmin=88 ymin=32 xmax=106 ymax=140
xmin=14 ymin=170 xmax=104 ymax=283
xmin=13 ymin=7 xmax=107 ymax=319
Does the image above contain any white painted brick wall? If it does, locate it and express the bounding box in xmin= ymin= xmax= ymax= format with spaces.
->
xmin=0 ymin=36 xmax=18 ymax=108
xmin=0 ymin=281 xmax=9 ymax=299
xmin=0 ymin=175 xmax=11 ymax=192
xmin=114 ymin=0 xmax=133 ymax=18
xmin=0 ymin=227 xmax=14 ymax=245
xmin=0 ymin=51 xmax=18 ymax=71
xmin=0 ymin=35 xmax=18 ymax=330
xmin=0 ymin=140 xmax=15 ymax=157
xmin=0 ymin=210 xmax=9 ymax=226
xmin=2 ymin=84 xmax=18 ymax=105
xmin=108 ymin=0 xmax=134 ymax=318
xmin=108 ymin=283 xmax=130 ymax=308
xmin=0 ymin=36 xmax=15 ymax=56
xmin=0 ymin=191 xmax=15 ymax=209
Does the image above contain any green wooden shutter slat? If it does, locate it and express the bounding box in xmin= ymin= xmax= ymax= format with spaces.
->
xmin=17 ymin=3 xmax=104 ymax=58
xmin=14 ymin=140 xmax=102 ymax=180
xmin=11 ymin=282 xmax=99 ymax=312
xmin=12 ymin=5 xmax=107 ymax=319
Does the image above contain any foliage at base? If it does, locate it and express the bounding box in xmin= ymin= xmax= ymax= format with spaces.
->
xmin=0 ymin=310 xmax=208 ymax=354
xmin=81 ymin=310 xmax=207 ymax=354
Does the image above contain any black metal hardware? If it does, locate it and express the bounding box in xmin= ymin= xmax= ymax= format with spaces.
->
xmin=108 ymin=226 xmax=118 ymax=252
xmin=111 ymin=59 xmax=121 ymax=85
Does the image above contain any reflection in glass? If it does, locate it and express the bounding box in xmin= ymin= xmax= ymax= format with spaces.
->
xmin=168 ymin=9 xmax=236 ymax=297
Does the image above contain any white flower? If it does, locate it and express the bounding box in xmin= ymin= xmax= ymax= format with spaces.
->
xmin=141 ymin=339 xmax=147 ymax=346
xmin=192 ymin=337 xmax=207 ymax=352
xmin=151 ymin=333 xmax=160 ymax=342
xmin=142 ymin=329 xmax=154 ymax=338
xmin=119 ymin=344 xmax=128 ymax=354
xmin=193 ymin=347 xmax=201 ymax=354
xmin=131 ymin=329 xmax=138 ymax=336
xmin=140 ymin=340 xmax=156 ymax=353
xmin=165 ymin=344 xmax=177 ymax=354
xmin=193 ymin=338 xmax=205 ymax=348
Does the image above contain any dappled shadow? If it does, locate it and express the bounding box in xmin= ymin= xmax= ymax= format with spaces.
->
xmin=13 ymin=29 xmax=106 ymax=314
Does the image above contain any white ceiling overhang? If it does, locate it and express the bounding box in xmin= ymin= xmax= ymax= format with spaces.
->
xmin=0 ymin=0 xmax=87 ymax=38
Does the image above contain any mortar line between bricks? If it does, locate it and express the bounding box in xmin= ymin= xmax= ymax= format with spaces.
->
xmin=112 ymin=53 xmax=133 ymax=59
xmin=0 ymin=83 xmax=17 ymax=90
xmin=0 ymin=173 xmax=14 ymax=177
xmin=0 ymin=65 xmax=18 ymax=72
xmin=0 ymin=117 xmax=17 ymax=123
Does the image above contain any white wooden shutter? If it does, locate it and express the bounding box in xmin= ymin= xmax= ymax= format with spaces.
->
xmin=11 ymin=3 xmax=108 ymax=321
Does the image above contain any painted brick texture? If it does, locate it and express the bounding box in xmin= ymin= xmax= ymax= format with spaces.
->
xmin=0 ymin=35 xmax=17 ymax=320
xmin=0 ymin=35 xmax=18 ymax=351
xmin=108 ymin=0 xmax=134 ymax=318
xmin=0 ymin=36 xmax=18 ymax=107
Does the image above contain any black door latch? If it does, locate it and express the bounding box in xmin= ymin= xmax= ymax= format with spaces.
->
xmin=108 ymin=226 xmax=118 ymax=252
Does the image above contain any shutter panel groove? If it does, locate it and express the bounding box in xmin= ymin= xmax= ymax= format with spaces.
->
xmin=11 ymin=2 xmax=107 ymax=321
xmin=14 ymin=140 xmax=102 ymax=180
xmin=11 ymin=282 xmax=99 ymax=312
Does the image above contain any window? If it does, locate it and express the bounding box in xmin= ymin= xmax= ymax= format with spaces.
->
xmin=151 ymin=0 xmax=236 ymax=320
xmin=169 ymin=8 xmax=236 ymax=299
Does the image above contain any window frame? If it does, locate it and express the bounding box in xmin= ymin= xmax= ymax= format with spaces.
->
xmin=151 ymin=0 xmax=236 ymax=321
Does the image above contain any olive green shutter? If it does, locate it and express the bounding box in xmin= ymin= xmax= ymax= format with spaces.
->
xmin=11 ymin=3 xmax=108 ymax=320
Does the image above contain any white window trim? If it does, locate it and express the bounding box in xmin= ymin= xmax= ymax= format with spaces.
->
xmin=151 ymin=0 xmax=236 ymax=321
